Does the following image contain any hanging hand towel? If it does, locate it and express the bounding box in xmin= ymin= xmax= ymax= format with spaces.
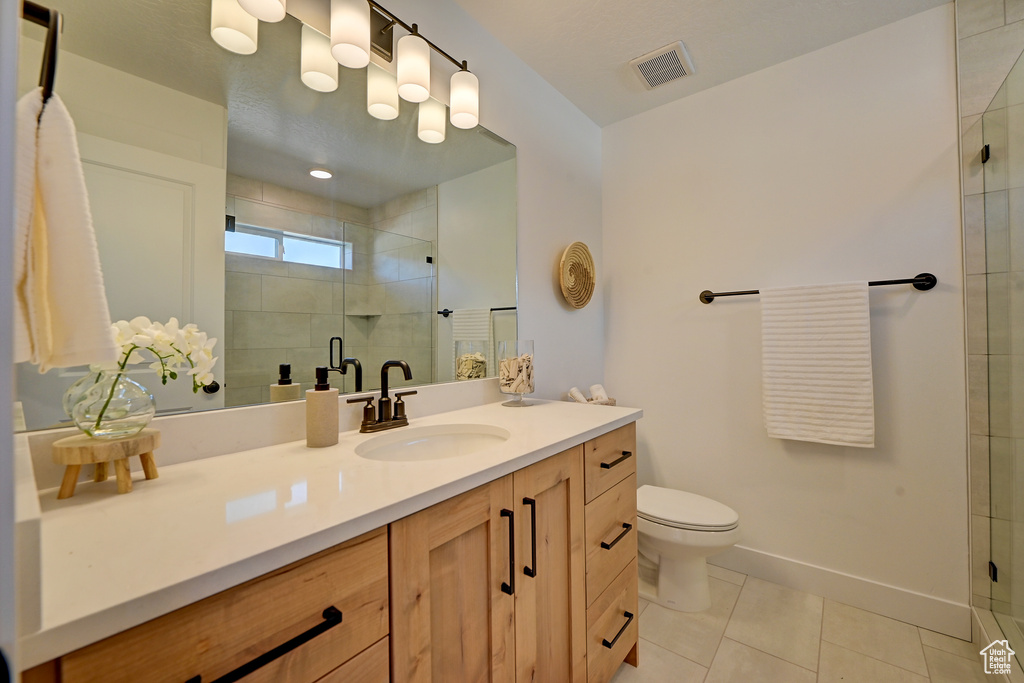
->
xmin=760 ymin=281 xmax=874 ymax=448
xmin=14 ymin=88 xmax=118 ymax=371
xmin=452 ymin=308 xmax=492 ymax=377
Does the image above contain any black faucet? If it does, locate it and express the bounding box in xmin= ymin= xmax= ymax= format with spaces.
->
xmin=378 ymin=360 xmax=412 ymax=421
xmin=340 ymin=357 xmax=362 ymax=392
xmin=347 ymin=360 xmax=416 ymax=433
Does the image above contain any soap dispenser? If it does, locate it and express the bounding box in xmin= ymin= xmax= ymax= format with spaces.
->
xmin=306 ymin=366 xmax=339 ymax=448
xmin=270 ymin=363 xmax=302 ymax=403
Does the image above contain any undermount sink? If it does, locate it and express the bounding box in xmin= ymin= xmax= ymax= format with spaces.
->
xmin=355 ymin=423 xmax=511 ymax=462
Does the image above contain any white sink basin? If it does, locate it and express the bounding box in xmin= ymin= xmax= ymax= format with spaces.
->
xmin=355 ymin=424 xmax=511 ymax=462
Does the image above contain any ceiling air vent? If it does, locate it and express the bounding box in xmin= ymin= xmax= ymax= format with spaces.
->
xmin=629 ymin=41 xmax=695 ymax=90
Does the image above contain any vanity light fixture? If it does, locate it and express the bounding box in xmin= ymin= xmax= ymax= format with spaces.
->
xmin=396 ymin=25 xmax=430 ymax=103
xmin=330 ymin=0 xmax=371 ymax=68
xmin=210 ymin=0 xmax=258 ymax=55
xmin=367 ymin=62 xmax=400 ymax=120
xmin=300 ymin=24 xmax=339 ymax=92
xmin=449 ymin=66 xmax=479 ymax=129
xmin=212 ymin=0 xmax=479 ymax=141
xmin=309 ymin=168 xmax=333 ymax=179
xmin=238 ymin=0 xmax=286 ymax=23
xmin=417 ymin=98 xmax=446 ymax=144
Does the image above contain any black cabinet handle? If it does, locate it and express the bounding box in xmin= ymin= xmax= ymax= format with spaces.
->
xmin=523 ymin=497 xmax=537 ymax=578
xmin=501 ymin=508 xmax=515 ymax=595
xmin=602 ymin=611 xmax=634 ymax=649
xmin=600 ymin=523 xmax=633 ymax=550
xmin=185 ymin=605 xmax=342 ymax=683
xmin=600 ymin=450 xmax=632 ymax=470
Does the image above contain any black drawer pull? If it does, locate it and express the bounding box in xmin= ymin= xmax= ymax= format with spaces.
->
xmin=501 ymin=508 xmax=515 ymax=595
xmin=523 ymin=497 xmax=537 ymax=578
xmin=185 ymin=605 xmax=342 ymax=683
xmin=602 ymin=611 xmax=634 ymax=649
xmin=600 ymin=522 xmax=633 ymax=550
xmin=600 ymin=450 xmax=632 ymax=470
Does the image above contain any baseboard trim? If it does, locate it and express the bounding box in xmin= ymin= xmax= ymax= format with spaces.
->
xmin=712 ymin=545 xmax=972 ymax=640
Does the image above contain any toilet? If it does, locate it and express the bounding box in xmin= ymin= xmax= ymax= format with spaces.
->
xmin=637 ymin=484 xmax=740 ymax=612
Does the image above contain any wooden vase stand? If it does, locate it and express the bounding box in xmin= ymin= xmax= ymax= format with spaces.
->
xmin=52 ymin=428 xmax=161 ymax=499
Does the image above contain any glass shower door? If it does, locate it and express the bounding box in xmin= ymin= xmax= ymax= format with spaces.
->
xmin=984 ymin=46 xmax=1024 ymax=663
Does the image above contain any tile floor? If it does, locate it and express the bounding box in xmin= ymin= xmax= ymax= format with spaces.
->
xmin=612 ymin=565 xmax=990 ymax=683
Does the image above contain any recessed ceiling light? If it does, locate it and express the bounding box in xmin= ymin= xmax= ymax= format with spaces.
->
xmin=309 ymin=168 xmax=333 ymax=179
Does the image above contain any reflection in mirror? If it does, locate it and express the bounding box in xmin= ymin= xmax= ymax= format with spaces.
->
xmin=14 ymin=0 xmax=517 ymax=432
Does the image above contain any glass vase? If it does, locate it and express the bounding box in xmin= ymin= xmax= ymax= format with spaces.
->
xmin=497 ymin=340 xmax=534 ymax=407
xmin=71 ymin=369 xmax=156 ymax=439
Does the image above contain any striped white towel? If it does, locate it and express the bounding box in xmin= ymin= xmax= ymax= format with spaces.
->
xmin=452 ymin=309 xmax=492 ymax=377
xmin=760 ymin=282 xmax=874 ymax=448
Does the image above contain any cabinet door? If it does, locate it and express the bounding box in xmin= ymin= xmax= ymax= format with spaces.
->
xmin=513 ymin=446 xmax=587 ymax=683
xmin=390 ymin=476 xmax=516 ymax=683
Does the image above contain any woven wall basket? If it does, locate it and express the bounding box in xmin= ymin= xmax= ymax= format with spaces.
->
xmin=559 ymin=242 xmax=595 ymax=309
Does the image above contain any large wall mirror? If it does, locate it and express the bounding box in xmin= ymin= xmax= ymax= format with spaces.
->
xmin=14 ymin=0 xmax=517 ymax=432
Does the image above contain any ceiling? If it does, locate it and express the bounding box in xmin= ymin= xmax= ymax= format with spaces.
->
xmin=22 ymin=0 xmax=514 ymax=208
xmin=452 ymin=0 xmax=951 ymax=127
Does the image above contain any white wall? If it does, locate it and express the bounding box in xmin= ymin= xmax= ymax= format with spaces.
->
xmin=384 ymin=0 xmax=605 ymax=399
xmin=1 ymin=0 xmax=19 ymax=675
xmin=603 ymin=5 xmax=969 ymax=635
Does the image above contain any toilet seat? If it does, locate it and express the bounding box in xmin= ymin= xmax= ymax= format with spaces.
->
xmin=637 ymin=485 xmax=739 ymax=532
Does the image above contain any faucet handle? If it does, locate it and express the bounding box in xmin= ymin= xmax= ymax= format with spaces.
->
xmin=394 ymin=391 xmax=417 ymax=420
xmin=346 ymin=395 xmax=375 ymax=426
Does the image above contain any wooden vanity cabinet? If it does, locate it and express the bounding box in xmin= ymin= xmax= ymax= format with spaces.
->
xmin=35 ymin=528 xmax=390 ymax=683
xmin=389 ymin=446 xmax=588 ymax=683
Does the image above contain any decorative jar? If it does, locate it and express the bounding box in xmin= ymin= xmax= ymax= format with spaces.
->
xmin=497 ymin=340 xmax=534 ymax=407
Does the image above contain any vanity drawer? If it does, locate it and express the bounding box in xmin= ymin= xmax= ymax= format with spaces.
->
xmin=586 ymin=560 xmax=639 ymax=683
xmin=60 ymin=528 xmax=389 ymax=683
xmin=314 ymin=636 xmax=389 ymax=683
xmin=584 ymin=423 xmax=636 ymax=503
xmin=585 ymin=474 xmax=637 ymax=605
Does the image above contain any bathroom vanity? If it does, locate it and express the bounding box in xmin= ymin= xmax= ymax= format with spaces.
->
xmin=17 ymin=400 xmax=640 ymax=683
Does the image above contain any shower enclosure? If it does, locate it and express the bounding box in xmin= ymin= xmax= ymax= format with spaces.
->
xmin=982 ymin=46 xmax=1024 ymax=662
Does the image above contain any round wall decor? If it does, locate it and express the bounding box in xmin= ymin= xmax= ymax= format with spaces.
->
xmin=559 ymin=242 xmax=595 ymax=309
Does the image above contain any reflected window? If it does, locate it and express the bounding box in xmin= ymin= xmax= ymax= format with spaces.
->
xmin=226 ymin=222 xmax=353 ymax=270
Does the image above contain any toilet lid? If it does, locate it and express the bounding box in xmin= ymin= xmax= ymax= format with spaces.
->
xmin=637 ymin=485 xmax=739 ymax=531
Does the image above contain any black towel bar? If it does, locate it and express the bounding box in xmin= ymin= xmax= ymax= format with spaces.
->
xmin=699 ymin=273 xmax=936 ymax=304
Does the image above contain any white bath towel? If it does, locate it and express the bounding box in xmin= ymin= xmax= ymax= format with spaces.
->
xmin=14 ymin=89 xmax=118 ymax=371
xmin=452 ymin=308 xmax=492 ymax=377
xmin=760 ymin=281 xmax=874 ymax=448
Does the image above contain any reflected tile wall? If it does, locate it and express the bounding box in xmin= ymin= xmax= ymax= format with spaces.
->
xmin=224 ymin=178 xmax=438 ymax=406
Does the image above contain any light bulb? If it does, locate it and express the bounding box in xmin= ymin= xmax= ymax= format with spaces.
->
xmin=211 ymin=0 xmax=258 ymax=55
xmin=301 ymin=24 xmax=339 ymax=92
xmin=450 ymin=69 xmax=479 ymax=129
xmin=309 ymin=168 xmax=333 ymax=179
xmin=330 ymin=0 xmax=371 ymax=69
xmin=418 ymin=98 xmax=446 ymax=144
xmin=367 ymin=63 xmax=400 ymax=120
xmin=397 ymin=32 xmax=430 ymax=103
xmin=238 ymin=0 xmax=286 ymax=22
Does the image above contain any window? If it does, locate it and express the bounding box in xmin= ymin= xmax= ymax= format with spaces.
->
xmin=225 ymin=222 xmax=353 ymax=270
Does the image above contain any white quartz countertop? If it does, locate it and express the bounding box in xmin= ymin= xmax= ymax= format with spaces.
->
xmin=19 ymin=399 xmax=641 ymax=668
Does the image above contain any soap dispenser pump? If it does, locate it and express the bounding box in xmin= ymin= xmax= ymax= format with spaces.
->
xmin=270 ymin=363 xmax=302 ymax=403
xmin=306 ymin=366 xmax=339 ymax=448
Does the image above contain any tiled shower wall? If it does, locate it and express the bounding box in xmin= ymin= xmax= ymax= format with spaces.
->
xmin=223 ymin=175 xmax=435 ymax=405
xmin=958 ymin=0 xmax=1024 ymax=612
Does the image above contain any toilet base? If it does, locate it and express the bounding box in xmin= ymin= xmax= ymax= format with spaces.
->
xmin=638 ymin=551 xmax=712 ymax=612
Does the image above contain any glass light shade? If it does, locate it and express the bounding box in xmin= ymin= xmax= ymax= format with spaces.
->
xmin=449 ymin=70 xmax=479 ymax=129
xmin=418 ymin=98 xmax=446 ymax=144
xmin=367 ymin=63 xmax=400 ymax=120
xmin=397 ymin=33 xmax=430 ymax=102
xmin=330 ymin=0 xmax=371 ymax=69
xmin=238 ymin=0 xmax=286 ymax=22
xmin=301 ymin=24 xmax=339 ymax=92
xmin=211 ymin=0 xmax=258 ymax=54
